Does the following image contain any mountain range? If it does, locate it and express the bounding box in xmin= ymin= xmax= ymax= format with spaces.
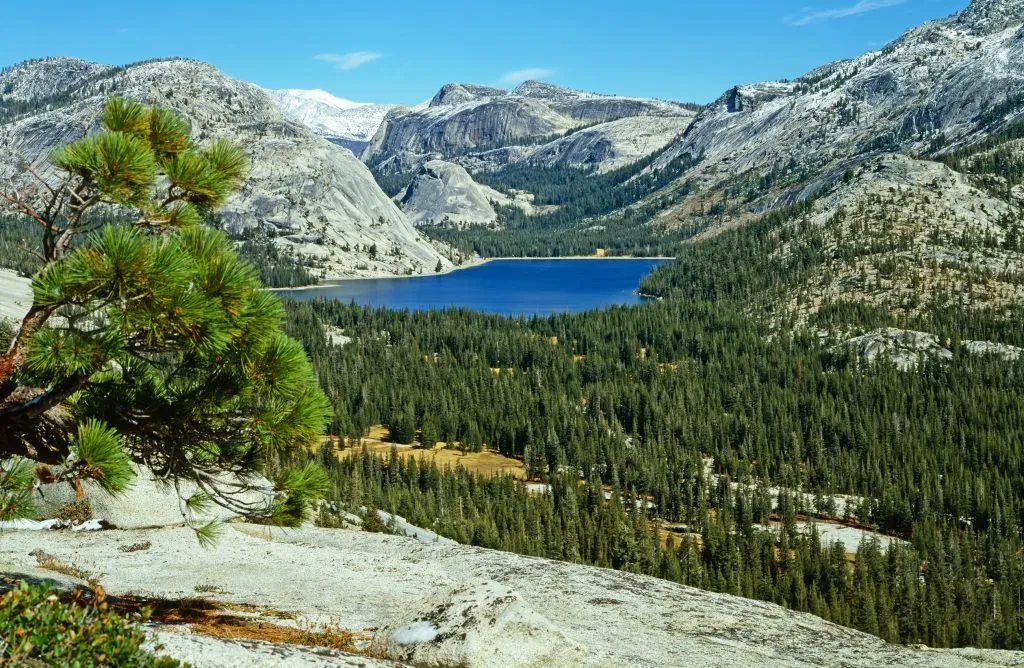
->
xmin=0 ymin=58 xmax=452 ymax=280
xmin=2 ymin=0 xmax=1023 ymax=307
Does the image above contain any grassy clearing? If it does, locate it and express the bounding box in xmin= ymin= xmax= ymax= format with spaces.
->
xmin=330 ymin=427 xmax=527 ymax=480
xmin=337 ymin=441 xmax=527 ymax=480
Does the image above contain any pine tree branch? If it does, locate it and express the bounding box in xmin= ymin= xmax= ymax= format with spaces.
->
xmin=0 ymin=387 xmax=75 ymax=465
xmin=24 ymin=164 xmax=58 ymax=199
xmin=0 ymin=190 xmax=49 ymax=229
xmin=15 ymin=243 xmax=45 ymax=263
xmin=0 ymin=371 xmax=91 ymax=422
xmin=42 ymin=174 xmax=74 ymax=225
xmin=0 ymin=304 xmax=56 ymax=402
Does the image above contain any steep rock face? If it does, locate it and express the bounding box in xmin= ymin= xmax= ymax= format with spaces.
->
xmin=525 ymin=115 xmax=693 ymax=172
xmin=364 ymin=80 xmax=696 ymax=163
xmin=429 ymin=82 xmax=508 ymax=107
xmin=0 ymin=58 xmax=451 ymax=278
xmin=373 ymin=149 xmax=443 ymax=176
xmin=449 ymin=145 xmax=534 ymax=172
xmin=363 ymin=96 xmax=575 ymax=160
xmin=512 ymin=79 xmax=691 ymax=123
xmin=0 ymin=57 xmax=113 ymax=101
xmin=398 ymin=159 xmax=508 ymax=227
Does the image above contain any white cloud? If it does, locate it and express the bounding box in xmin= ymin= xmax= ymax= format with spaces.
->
xmin=315 ymin=51 xmax=383 ymax=71
xmin=496 ymin=67 xmax=554 ymax=87
xmin=786 ymin=0 xmax=906 ymax=26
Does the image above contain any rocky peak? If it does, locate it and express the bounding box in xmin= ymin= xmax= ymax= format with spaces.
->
xmin=955 ymin=0 xmax=1024 ymax=34
xmin=512 ymin=80 xmax=581 ymax=100
xmin=0 ymin=57 xmax=112 ymax=101
xmin=428 ymin=83 xmax=507 ymax=107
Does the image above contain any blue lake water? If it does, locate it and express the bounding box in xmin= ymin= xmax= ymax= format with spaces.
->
xmin=282 ymin=259 xmax=668 ymax=316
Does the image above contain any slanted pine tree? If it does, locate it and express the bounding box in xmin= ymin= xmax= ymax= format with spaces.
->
xmin=0 ymin=98 xmax=331 ymax=539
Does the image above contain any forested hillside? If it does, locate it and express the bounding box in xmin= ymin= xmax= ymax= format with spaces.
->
xmin=280 ymin=271 xmax=1024 ymax=649
xmin=420 ymin=152 xmax=701 ymax=256
xmin=270 ymin=51 xmax=1024 ymax=647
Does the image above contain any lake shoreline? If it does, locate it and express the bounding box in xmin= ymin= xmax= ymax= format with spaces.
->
xmin=277 ymin=258 xmax=667 ymax=316
xmin=274 ymin=255 xmax=674 ymax=291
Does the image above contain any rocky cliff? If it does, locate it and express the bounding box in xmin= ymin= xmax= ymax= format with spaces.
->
xmin=362 ymin=80 xmax=696 ymax=163
xmin=524 ymin=114 xmax=692 ymax=172
xmin=357 ymin=80 xmax=697 ymax=226
xmin=398 ymin=159 xmax=510 ymax=227
xmin=363 ymin=95 xmax=576 ymax=161
xmin=0 ymin=58 xmax=452 ymax=279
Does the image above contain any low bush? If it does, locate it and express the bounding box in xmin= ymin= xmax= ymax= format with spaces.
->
xmin=0 ymin=581 xmax=182 ymax=666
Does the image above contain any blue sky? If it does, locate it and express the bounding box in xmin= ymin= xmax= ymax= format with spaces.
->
xmin=2 ymin=0 xmax=968 ymax=105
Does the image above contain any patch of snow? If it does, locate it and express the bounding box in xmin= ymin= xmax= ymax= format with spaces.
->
xmin=266 ymin=88 xmax=398 ymax=142
xmin=0 ymin=518 xmax=103 ymax=531
xmin=391 ymin=621 xmax=438 ymax=645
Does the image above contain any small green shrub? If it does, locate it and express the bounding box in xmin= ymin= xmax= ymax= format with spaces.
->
xmin=361 ymin=508 xmax=387 ymax=534
xmin=0 ymin=581 xmax=183 ymax=667
xmin=56 ymin=499 xmax=94 ymax=524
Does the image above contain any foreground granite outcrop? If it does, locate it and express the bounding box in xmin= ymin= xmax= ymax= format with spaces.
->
xmin=1 ymin=523 xmax=1021 ymax=667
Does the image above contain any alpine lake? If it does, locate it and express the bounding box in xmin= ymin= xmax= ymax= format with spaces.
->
xmin=282 ymin=258 xmax=668 ymax=316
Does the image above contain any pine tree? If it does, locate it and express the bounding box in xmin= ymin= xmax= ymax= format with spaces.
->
xmin=0 ymin=98 xmax=331 ymax=535
xmin=388 ymin=412 xmax=416 ymax=445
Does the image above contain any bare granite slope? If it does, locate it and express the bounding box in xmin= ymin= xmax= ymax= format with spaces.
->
xmin=0 ymin=57 xmax=113 ymax=102
xmin=0 ymin=58 xmax=452 ymax=279
xmin=1 ymin=523 xmax=1021 ymax=667
xmin=652 ymin=0 xmax=1024 ymax=231
xmin=398 ymin=159 xmax=510 ymax=227
xmin=362 ymin=80 xmax=695 ymax=165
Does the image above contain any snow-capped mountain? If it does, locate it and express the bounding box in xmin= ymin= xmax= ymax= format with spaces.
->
xmin=265 ymin=88 xmax=397 ymax=148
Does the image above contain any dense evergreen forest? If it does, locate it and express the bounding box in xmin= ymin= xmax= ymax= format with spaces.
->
xmin=279 ymin=272 xmax=1024 ymax=649
xmin=275 ymin=132 xmax=1024 ymax=649
xmin=217 ymin=224 xmax=321 ymax=287
xmin=0 ymin=214 xmax=42 ymax=276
